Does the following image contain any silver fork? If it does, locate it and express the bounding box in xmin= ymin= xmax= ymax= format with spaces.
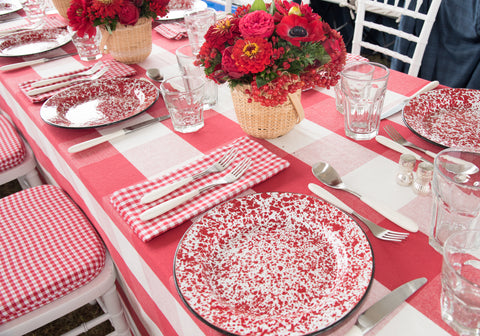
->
xmin=140 ymin=148 xmax=239 ymax=204
xmin=384 ymin=125 xmax=436 ymax=158
xmin=308 ymin=183 xmax=408 ymax=242
xmin=31 ymin=62 xmax=103 ymax=88
xmin=140 ymin=157 xmax=251 ymax=221
xmin=27 ymin=66 xmax=109 ymax=96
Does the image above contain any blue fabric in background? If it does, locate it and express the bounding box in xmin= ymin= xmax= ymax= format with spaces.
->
xmin=392 ymin=0 xmax=480 ymax=89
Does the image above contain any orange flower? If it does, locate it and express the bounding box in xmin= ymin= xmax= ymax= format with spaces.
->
xmin=231 ymin=37 xmax=273 ymax=74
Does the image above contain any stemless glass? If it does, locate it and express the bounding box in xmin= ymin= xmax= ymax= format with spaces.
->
xmin=341 ymin=62 xmax=389 ymax=140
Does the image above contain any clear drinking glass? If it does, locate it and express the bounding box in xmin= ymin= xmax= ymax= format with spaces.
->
xmin=429 ymin=148 xmax=480 ymax=253
xmin=23 ymin=0 xmax=46 ymax=23
xmin=68 ymin=26 xmax=103 ymax=61
xmin=176 ymin=43 xmax=217 ymax=108
xmin=184 ymin=8 xmax=216 ymax=54
xmin=441 ymin=230 xmax=480 ymax=336
xmin=341 ymin=62 xmax=389 ymax=140
xmin=160 ymin=75 xmax=205 ymax=133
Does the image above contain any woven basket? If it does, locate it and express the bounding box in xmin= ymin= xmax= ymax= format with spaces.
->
xmin=231 ymin=85 xmax=305 ymax=139
xmin=100 ymin=17 xmax=152 ymax=64
xmin=51 ymin=0 xmax=70 ymax=18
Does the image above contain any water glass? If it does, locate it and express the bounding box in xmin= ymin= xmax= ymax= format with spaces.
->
xmin=23 ymin=0 xmax=46 ymax=23
xmin=184 ymin=8 xmax=216 ymax=54
xmin=341 ymin=62 xmax=389 ymax=140
xmin=335 ymin=62 xmax=374 ymax=114
xmin=429 ymin=148 xmax=480 ymax=253
xmin=68 ymin=26 xmax=102 ymax=61
xmin=160 ymin=75 xmax=205 ymax=133
xmin=176 ymin=43 xmax=217 ymax=108
xmin=441 ymin=230 xmax=480 ymax=336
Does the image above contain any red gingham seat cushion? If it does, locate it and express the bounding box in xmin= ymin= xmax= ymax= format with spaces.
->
xmin=0 ymin=114 xmax=26 ymax=172
xmin=0 ymin=185 xmax=106 ymax=324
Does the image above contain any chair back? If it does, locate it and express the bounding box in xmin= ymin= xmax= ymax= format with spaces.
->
xmin=351 ymin=0 xmax=442 ymax=76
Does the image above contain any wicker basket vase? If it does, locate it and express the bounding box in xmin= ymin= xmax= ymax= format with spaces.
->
xmin=51 ymin=0 xmax=70 ymax=18
xmin=231 ymin=84 xmax=305 ymax=139
xmin=100 ymin=17 xmax=152 ymax=64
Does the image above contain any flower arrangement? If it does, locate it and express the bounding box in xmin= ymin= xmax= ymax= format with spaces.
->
xmin=196 ymin=0 xmax=346 ymax=107
xmin=67 ymin=0 xmax=170 ymax=37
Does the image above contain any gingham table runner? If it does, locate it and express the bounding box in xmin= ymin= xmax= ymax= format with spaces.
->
xmin=110 ymin=136 xmax=290 ymax=242
xmin=19 ymin=59 xmax=137 ymax=103
xmin=0 ymin=113 xmax=26 ymax=172
xmin=0 ymin=185 xmax=106 ymax=324
xmin=154 ymin=21 xmax=187 ymax=40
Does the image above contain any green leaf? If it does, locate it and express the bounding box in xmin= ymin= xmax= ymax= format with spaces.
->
xmin=256 ymin=76 xmax=268 ymax=88
xmin=269 ymin=0 xmax=276 ymax=14
xmin=250 ymin=0 xmax=267 ymax=12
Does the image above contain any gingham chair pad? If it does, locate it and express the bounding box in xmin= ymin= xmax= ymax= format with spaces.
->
xmin=0 ymin=185 xmax=106 ymax=324
xmin=0 ymin=114 xmax=26 ymax=172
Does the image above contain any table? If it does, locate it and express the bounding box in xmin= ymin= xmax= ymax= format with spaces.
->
xmin=0 ymin=15 xmax=458 ymax=336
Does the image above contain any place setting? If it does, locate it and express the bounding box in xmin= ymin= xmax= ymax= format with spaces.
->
xmin=110 ymin=136 xmax=291 ymax=242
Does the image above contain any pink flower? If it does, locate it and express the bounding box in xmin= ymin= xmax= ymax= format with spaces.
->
xmin=118 ymin=1 xmax=140 ymax=25
xmin=221 ymin=46 xmax=243 ymax=79
xmin=239 ymin=10 xmax=275 ymax=38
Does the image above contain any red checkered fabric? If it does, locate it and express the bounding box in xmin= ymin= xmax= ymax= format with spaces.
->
xmin=154 ymin=21 xmax=187 ymax=40
xmin=19 ymin=60 xmax=137 ymax=103
xmin=0 ymin=185 xmax=106 ymax=324
xmin=0 ymin=114 xmax=26 ymax=172
xmin=0 ymin=16 xmax=66 ymax=31
xmin=110 ymin=136 xmax=290 ymax=242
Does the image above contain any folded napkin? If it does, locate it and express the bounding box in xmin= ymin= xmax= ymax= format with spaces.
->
xmin=346 ymin=53 xmax=369 ymax=63
xmin=0 ymin=16 xmax=66 ymax=31
xmin=19 ymin=59 xmax=137 ymax=103
xmin=154 ymin=21 xmax=187 ymax=40
xmin=110 ymin=136 xmax=290 ymax=242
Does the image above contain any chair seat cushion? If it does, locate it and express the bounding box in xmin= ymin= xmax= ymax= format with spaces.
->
xmin=0 ymin=185 xmax=106 ymax=324
xmin=0 ymin=114 xmax=26 ymax=173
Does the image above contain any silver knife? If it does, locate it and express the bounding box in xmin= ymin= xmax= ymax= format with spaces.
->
xmin=345 ymin=277 xmax=427 ymax=335
xmin=0 ymin=52 xmax=78 ymax=71
xmin=375 ymin=135 xmax=426 ymax=161
xmin=381 ymin=81 xmax=439 ymax=119
xmin=68 ymin=115 xmax=171 ymax=153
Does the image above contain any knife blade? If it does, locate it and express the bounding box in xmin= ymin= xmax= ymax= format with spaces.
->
xmin=68 ymin=115 xmax=171 ymax=153
xmin=0 ymin=52 xmax=78 ymax=71
xmin=381 ymin=81 xmax=439 ymax=119
xmin=345 ymin=277 xmax=427 ymax=336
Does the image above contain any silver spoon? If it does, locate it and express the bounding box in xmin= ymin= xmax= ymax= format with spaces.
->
xmin=312 ymin=161 xmax=418 ymax=232
xmin=146 ymin=68 xmax=164 ymax=82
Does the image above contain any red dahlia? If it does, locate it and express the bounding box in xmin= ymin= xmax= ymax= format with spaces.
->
xmin=231 ymin=37 xmax=273 ymax=74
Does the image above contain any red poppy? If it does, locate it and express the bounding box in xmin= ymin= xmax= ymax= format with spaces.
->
xmin=231 ymin=37 xmax=273 ymax=74
xmin=276 ymin=14 xmax=326 ymax=47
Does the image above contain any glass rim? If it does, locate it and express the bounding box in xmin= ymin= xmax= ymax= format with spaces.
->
xmin=341 ymin=61 xmax=390 ymax=82
xmin=443 ymin=229 xmax=480 ymax=288
xmin=433 ymin=147 xmax=480 ymax=189
xmin=160 ymin=75 xmax=205 ymax=93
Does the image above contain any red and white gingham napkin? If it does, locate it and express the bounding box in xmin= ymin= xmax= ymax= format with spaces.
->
xmin=0 ymin=16 xmax=66 ymax=31
xmin=110 ymin=137 xmax=290 ymax=242
xmin=154 ymin=21 xmax=187 ymax=40
xmin=19 ymin=59 xmax=137 ymax=103
xmin=346 ymin=53 xmax=369 ymax=63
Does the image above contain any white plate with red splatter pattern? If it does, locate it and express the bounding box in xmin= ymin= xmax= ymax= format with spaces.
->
xmin=0 ymin=28 xmax=71 ymax=57
xmin=40 ymin=78 xmax=159 ymax=128
xmin=174 ymin=192 xmax=374 ymax=336
xmin=0 ymin=0 xmax=22 ymax=16
xmin=157 ymin=0 xmax=207 ymax=21
xmin=403 ymin=88 xmax=480 ymax=150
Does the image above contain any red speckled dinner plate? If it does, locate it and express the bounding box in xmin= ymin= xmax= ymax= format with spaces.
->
xmin=403 ymin=88 xmax=480 ymax=150
xmin=0 ymin=28 xmax=71 ymax=57
xmin=175 ymin=192 xmax=374 ymax=336
xmin=0 ymin=0 xmax=22 ymax=15
xmin=40 ymin=78 xmax=159 ymax=128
